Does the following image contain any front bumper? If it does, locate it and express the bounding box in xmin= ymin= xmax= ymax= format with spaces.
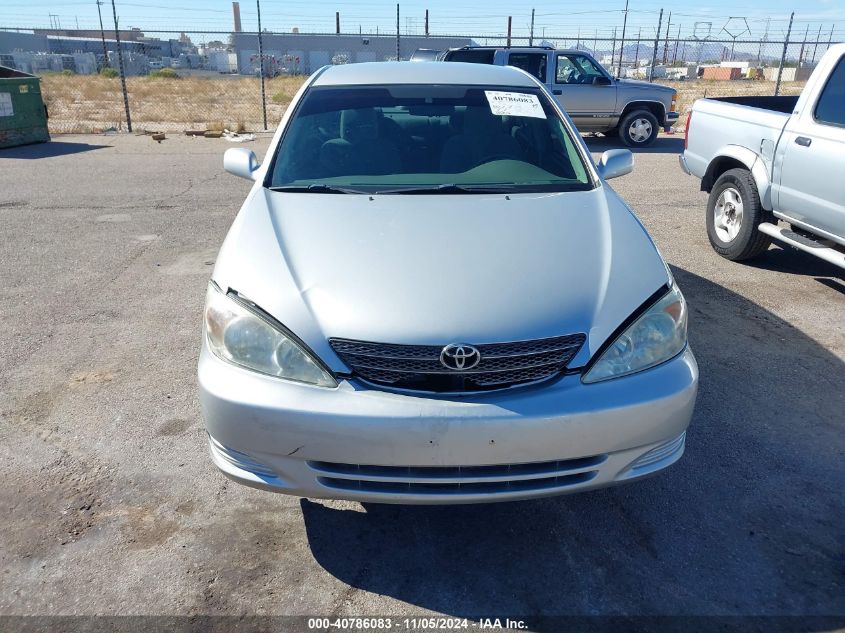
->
xmin=664 ymin=111 xmax=680 ymax=131
xmin=198 ymin=344 xmax=698 ymax=504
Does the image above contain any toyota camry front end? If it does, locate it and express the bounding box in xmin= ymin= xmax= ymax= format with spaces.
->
xmin=197 ymin=61 xmax=698 ymax=504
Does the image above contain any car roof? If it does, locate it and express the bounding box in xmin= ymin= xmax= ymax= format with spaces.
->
xmin=450 ymin=46 xmax=583 ymax=54
xmin=312 ymin=61 xmax=538 ymax=88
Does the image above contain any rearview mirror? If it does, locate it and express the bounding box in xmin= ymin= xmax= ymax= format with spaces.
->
xmin=224 ymin=147 xmax=260 ymax=181
xmin=597 ymin=149 xmax=633 ymax=180
xmin=593 ymin=76 xmax=612 ymax=86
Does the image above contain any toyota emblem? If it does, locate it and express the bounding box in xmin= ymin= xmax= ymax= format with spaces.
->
xmin=440 ymin=344 xmax=481 ymax=371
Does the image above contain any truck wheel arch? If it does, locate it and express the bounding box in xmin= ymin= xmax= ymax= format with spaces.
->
xmin=701 ymin=146 xmax=773 ymax=210
xmin=619 ymin=101 xmax=666 ymax=126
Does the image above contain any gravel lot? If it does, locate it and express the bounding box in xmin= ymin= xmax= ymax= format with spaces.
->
xmin=1 ymin=134 xmax=843 ymax=629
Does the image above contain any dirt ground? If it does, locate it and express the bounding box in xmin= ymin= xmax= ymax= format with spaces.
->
xmin=38 ymin=73 xmax=806 ymax=134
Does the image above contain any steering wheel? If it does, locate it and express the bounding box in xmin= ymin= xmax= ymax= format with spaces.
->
xmin=470 ymin=154 xmax=516 ymax=169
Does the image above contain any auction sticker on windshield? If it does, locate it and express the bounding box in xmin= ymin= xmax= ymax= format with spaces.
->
xmin=485 ymin=91 xmax=546 ymax=119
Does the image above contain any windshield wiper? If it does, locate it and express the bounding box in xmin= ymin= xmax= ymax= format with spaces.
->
xmin=375 ymin=184 xmax=515 ymax=195
xmin=267 ymin=184 xmax=367 ymax=194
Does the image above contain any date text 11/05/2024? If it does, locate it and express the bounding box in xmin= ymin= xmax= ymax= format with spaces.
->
xmin=306 ymin=617 xmax=529 ymax=630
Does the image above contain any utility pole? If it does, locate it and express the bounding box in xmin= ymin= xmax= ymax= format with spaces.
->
xmin=617 ymin=0 xmax=629 ymax=77
xmin=662 ymin=11 xmax=671 ymax=64
xmin=797 ymin=24 xmax=809 ymax=69
xmin=649 ymin=8 xmax=663 ymax=81
xmin=335 ymin=11 xmax=340 ymax=34
xmin=110 ymin=0 xmax=131 ymax=132
xmin=529 ymin=8 xmax=535 ymax=46
xmin=96 ymin=0 xmax=110 ymax=69
xmin=634 ymin=27 xmax=641 ymax=69
xmin=257 ymin=0 xmax=267 ymax=130
xmin=757 ymin=17 xmax=770 ymax=65
xmin=775 ymin=12 xmax=794 ymax=96
xmin=425 ymin=9 xmax=429 ymax=37
xmin=395 ymin=4 xmax=400 ymax=60
xmin=673 ymin=23 xmax=681 ymax=64
xmin=507 ymin=16 xmax=512 ymax=47
xmin=611 ymin=26 xmax=617 ymax=71
xmin=810 ymin=24 xmax=822 ymax=65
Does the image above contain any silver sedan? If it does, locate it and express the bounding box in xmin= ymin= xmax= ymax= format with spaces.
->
xmin=198 ymin=61 xmax=698 ymax=504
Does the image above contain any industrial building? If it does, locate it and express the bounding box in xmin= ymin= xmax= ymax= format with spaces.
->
xmin=0 ymin=29 xmax=194 ymax=75
xmin=229 ymin=32 xmax=474 ymax=75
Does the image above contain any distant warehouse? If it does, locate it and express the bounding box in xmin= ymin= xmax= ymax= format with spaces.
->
xmin=230 ymin=32 xmax=474 ymax=75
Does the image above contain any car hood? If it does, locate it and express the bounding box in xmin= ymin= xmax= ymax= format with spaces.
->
xmin=617 ymin=78 xmax=675 ymax=94
xmin=212 ymin=187 xmax=670 ymax=371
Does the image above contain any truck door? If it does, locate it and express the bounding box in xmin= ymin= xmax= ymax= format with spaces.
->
xmin=775 ymin=53 xmax=845 ymax=241
xmin=505 ymin=51 xmax=549 ymax=85
xmin=552 ymin=52 xmax=617 ymax=132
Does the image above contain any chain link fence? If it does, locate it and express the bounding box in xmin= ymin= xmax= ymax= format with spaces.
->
xmin=0 ymin=26 xmax=839 ymax=135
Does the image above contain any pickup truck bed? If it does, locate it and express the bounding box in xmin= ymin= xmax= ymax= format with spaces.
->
xmin=709 ymin=95 xmax=798 ymax=114
xmin=681 ymin=43 xmax=845 ymax=270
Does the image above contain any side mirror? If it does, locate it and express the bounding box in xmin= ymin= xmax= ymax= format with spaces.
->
xmin=593 ymin=76 xmax=612 ymax=86
xmin=224 ymin=147 xmax=260 ymax=181
xmin=597 ymin=149 xmax=633 ymax=180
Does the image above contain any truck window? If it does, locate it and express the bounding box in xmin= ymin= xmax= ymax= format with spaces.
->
xmin=508 ymin=53 xmax=547 ymax=83
xmin=556 ymin=54 xmax=606 ymax=84
xmin=814 ymin=56 xmax=845 ymax=127
xmin=443 ymin=49 xmax=495 ymax=64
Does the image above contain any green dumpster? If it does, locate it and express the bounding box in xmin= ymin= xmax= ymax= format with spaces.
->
xmin=0 ymin=66 xmax=50 ymax=149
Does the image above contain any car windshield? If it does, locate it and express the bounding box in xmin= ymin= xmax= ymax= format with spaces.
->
xmin=267 ymin=84 xmax=592 ymax=194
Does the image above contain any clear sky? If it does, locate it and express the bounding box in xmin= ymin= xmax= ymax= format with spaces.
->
xmin=3 ymin=0 xmax=843 ymax=41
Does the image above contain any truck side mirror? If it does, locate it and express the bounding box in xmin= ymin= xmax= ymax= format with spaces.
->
xmin=593 ymin=76 xmax=612 ymax=86
xmin=224 ymin=148 xmax=260 ymax=181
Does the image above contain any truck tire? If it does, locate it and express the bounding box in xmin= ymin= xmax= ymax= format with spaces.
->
xmin=619 ymin=109 xmax=659 ymax=147
xmin=706 ymin=168 xmax=773 ymax=261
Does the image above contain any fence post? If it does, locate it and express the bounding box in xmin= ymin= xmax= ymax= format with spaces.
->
xmin=529 ymin=8 xmax=535 ymax=47
xmin=96 ymin=0 xmax=110 ymax=69
xmin=649 ymin=8 xmax=663 ymax=82
xmin=775 ymin=12 xmax=794 ymax=97
xmin=396 ymin=4 xmax=400 ymax=60
xmin=507 ymin=16 xmax=512 ymax=47
xmin=110 ymin=0 xmax=131 ymax=132
xmin=256 ymin=0 xmax=267 ymax=130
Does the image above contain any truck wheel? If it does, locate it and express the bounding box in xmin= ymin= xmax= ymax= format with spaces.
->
xmin=619 ymin=110 xmax=659 ymax=147
xmin=706 ymin=168 xmax=773 ymax=261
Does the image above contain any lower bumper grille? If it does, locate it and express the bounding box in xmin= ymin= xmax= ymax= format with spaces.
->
xmin=308 ymin=455 xmax=605 ymax=497
xmin=329 ymin=334 xmax=586 ymax=393
xmin=318 ymin=472 xmax=597 ymax=495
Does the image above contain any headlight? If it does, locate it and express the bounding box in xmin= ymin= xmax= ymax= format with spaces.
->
xmin=204 ymin=283 xmax=337 ymax=388
xmin=583 ymin=285 xmax=687 ymax=383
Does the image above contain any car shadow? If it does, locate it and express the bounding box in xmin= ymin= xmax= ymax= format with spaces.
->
xmin=584 ymin=135 xmax=684 ymax=155
xmin=0 ymin=141 xmax=110 ymax=159
xmin=744 ymin=243 xmax=845 ymax=283
xmin=300 ymin=266 xmax=845 ymax=626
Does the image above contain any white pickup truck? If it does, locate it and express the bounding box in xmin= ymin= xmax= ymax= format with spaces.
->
xmin=680 ymin=43 xmax=845 ymax=270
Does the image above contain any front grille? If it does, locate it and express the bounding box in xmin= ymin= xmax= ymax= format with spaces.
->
xmin=329 ymin=334 xmax=586 ymax=392
xmin=309 ymin=455 xmax=605 ymax=497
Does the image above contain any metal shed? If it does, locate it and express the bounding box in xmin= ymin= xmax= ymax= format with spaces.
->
xmin=0 ymin=65 xmax=50 ymax=149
